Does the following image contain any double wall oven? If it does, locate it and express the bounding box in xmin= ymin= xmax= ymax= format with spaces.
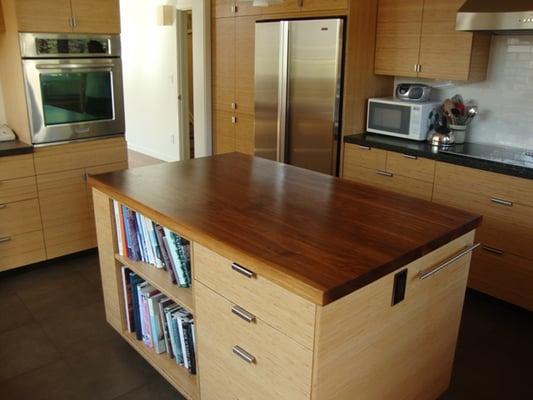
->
xmin=20 ymin=33 xmax=125 ymax=145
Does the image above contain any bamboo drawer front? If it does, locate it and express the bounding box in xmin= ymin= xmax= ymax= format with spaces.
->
xmin=476 ymin=216 xmax=533 ymax=261
xmin=33 ymin=136 xmax=127 ymax=174
xmin=196 ymin=282 xmax=313 ymax=400
xmin=0 ymin=154 xmax=35 ymax=181
xmin=385 ymin=151 xmax=436 ymax=182
xmin=470 ymin=248 xmax=533 ymax=311
xmin=343 ymin=143 xmax=387 ymax=170
xmin=0 ymin=176 xmax=38 ymax=204
xmin=0 ymin=198 xmax=42 ymax=236
xmin=0 ymin=230 xmax=46 ymax=272
xmin=193 ymin=243 xmax=316 ymax=350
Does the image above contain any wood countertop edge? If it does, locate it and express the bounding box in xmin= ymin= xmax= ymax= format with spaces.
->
xmin=88 ymin=177 xmax=482 ymax=306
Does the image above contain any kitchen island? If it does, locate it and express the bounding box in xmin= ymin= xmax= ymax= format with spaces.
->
xmin=89 ymin=153 xmax=481 ymax=400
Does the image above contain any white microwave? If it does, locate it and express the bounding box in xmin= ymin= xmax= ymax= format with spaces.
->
xmin=367 ymin=98 xmax=439 ymax=141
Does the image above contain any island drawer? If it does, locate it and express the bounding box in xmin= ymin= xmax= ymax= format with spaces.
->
xmin=344 ymin=143 xmax=387 ymax=171
xmin=0 ymin=176 xmax=38 ymax=204
xmin=470 ymin=247 xmax=533 ymax=311
xmin=385 ymin=151 xmax=436 ymax=183
xmin=196 ymin=282 xmax=313 ymax=400
xmin=0 ymin=199 xmax=42 ymax=236
xmin=0 ymin=230 xmax=46 ymax=272
xmin=193 ymin=243 xmax=316 ymax=350
xmin=0 ymin=154 xmax=35 ymax=181
xmin=434 ymin=162 xmax=533 ymax=208
xmin=343 ymin=164 xmax=434 ymax=201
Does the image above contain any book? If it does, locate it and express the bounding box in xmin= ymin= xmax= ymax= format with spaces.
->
xmin=176 ymin=309 xmax=191 ymax=370
xmin=147 ymin=220 xmax=164 ymax=269
xmin=158 ymin=298 xmax=176 ymax=358
xmin=140 ymin=284 xmax=160 ymax=348
xmin=125 ymin=208 xmax=141 ymax=261
xmin=148 ymin=293 xmax=167 ymax=354
xmin=140 ymin=215 xmax=156 ymax=265
xmin=157 ymin=226 xmax=177 ymax=283
xmin=135 ymin=212 xmax=148 ymax=263
xmin=184 ymin=320 xmax=196 ymax=374
xmin=176 ymin=238 xmax=191 ymax=286
xmin=166 ymin=306 xmax=183 ymax=364
xmin=114 ymin=201 xmax=124 ymax=256
xmin=164 ymin=228 xmax=188 ymax=287
xmin=154 ymin=223 xmax=172 ymax=273
xmin=129 ymin=273 xmax=144 ymax=340
xmin=171 ymin=310 xmax=185 ymax=366
xmin=121 ymin=267 xmax=134 ymax=333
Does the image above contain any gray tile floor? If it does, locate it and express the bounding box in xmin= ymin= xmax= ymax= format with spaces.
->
xmin=0 ymin=250 xmax=531 ymax=399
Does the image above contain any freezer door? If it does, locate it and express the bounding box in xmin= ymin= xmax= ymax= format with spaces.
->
xmin=287 ymin=19 xmax=343 ymax=175
xmin=254 ymin=22 xmax=282 ymax=162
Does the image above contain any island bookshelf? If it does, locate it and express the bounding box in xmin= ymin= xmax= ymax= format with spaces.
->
xmin=92 ymin=189 xmax=199 ymax=400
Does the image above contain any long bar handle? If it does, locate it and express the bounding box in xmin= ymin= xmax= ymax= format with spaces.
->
xmin=36 ymin=64 xmax=115 ymax=70
xmin=482 ymin=245 xmax=504 ymax=255
xmin=232 ymin=346 xmax=256 ymax=364
xmin=402 ymin=154 xmax=418 ymax=160
xmin=0 ymin=236 xmax=12 ymax=243
xmin=231 ymin=305 xmax=256 ymax=323
xmin=418 ymin=243 xmax=480 ymax=280
xmin=231 ymin=263 xmax=256 ymax=279
xmin=358 ymin=145 xmax=371 ymax=151
xmin=490 ymin=197 xmax=513 ymax=207
xmin=376 ymin=169 xmax=393 ymax=177
xmin=0 ymin=204 xmax=6 ymax=209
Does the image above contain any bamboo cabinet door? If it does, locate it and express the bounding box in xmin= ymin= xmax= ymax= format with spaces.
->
xmin=213 ymin=17 xmax=236 ymax=113
xmin=212 ymin=0 xmax=236 ymax=18
xmin=15 ymin=0 xmax=73 ymax=33
xmin=374 ymin=0 xmax=424 ymax=77
xmin=299 ymin=0 xmax=349 ymax=12
xmin=235 ymin=16 xmax=257 ymax=116
xmin=235 ymin=114 xmax=255 ymax=155
xmin=418 ymin=0 xmax=474 ymax=80
xmin=70 ymin=0 xmax=120 ymax=34
xmin=37 ymin=169 xmax=95 ymax=259
xmin=214 ymin=110 xmax=236 ymax=154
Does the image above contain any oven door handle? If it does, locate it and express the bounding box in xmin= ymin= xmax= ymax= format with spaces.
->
xmin=36 ymin=64 xmax=115 ymax=70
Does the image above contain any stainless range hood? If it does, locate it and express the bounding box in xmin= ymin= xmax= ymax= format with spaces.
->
xmin=457 ymin=0 xmax=533 ymax=32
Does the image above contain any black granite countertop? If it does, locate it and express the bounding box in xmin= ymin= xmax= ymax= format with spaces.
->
xmin=0 ymin=140 xmax=33 ymax=157
xmin=344 ymin=133 xmax=533 ymax=180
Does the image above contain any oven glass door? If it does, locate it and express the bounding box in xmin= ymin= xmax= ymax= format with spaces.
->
xmin=368 ymin=102 xmax=411 ymax=135
xmin=23 ymin=58 xmax=124 ymax=144
xmin=40 ymin=70 xmax=114 ymax=126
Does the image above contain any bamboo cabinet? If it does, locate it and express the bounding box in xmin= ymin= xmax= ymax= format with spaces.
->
xmin=90 ymin=154 xmax=481 ymax=400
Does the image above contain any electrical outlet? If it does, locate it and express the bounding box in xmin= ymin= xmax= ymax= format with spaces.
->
xmin=171 ymin=134 xmax=175 ymax=144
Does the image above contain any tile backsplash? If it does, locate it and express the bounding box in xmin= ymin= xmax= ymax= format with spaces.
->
xmin=395 ymin=35 xmax=533 ymax=150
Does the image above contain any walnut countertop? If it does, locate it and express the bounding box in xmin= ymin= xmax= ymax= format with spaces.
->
xmin=88 ymin=153 xmax=481 ymax=305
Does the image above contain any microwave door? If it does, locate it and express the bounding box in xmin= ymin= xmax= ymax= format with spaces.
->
xmin=368 ymin=103 xmax=411 ymax=136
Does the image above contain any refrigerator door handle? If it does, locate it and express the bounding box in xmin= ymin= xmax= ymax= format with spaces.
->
xmin=276 ymin=21 xmax=290 ymax=164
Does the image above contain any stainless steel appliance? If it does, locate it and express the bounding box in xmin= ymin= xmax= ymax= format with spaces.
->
xmin=457 ymin=0 xmax=533 ymax=32
xmin=20 ymin=33 xmax=125 ymax=145
xmin=367 ymin=98 xmax=439 ymax=141
xmin=254 ymin=19 xmax=344 ymax=175
xmin=395 ymin=83 xmax=432 ymax=102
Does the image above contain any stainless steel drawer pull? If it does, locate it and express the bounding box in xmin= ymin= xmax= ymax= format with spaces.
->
xmin=418 ymin=243 xmax=480 ymax=280
xmin=376 ymin=169 xmax=393 ymax=177
xmin=0 ymin=236 xmax=12 ymax=243
xmin=231 ymin=305 xmax=256 ymax=323
xmin=358 ymin=145 xmax=371 ymax=151
xmin=231 ymin=263 xmax=256 ymax=279
xmin=482 ymin=245 xmax=504 ymax=255
xmin=0 ymin=204 xmax=7 ymax=209
xmin=402 ymin=154 xmax=418 ymax=160
xmin=232 ymin=346 xmax=256 ymax=364
xmin=490 ymin=197 xmax=513 ymax=207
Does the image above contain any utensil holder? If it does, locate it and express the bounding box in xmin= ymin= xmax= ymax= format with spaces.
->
xmin=449 ymin=124 xmax=467 ymax=144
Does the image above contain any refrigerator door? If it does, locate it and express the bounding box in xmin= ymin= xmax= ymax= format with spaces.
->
xmin=287 ymin=19 xmax=343 ymax=175
xmin=254 ymin=22 xmax=283 ymax=162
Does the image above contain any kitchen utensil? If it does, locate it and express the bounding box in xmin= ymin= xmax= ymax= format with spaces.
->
xmin=449 ymin=124 xmax=467 ymax=144
xmin=430 ymin=130 xmax=456 ymax=149
xmin=442 ymin=99 xmax=456 ymax=124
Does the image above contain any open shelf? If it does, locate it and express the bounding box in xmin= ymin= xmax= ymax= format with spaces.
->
xmin=121 ymin=331 xmax=197 ymax=400
xmin=115 ymin=254 xmax=195 ymax=313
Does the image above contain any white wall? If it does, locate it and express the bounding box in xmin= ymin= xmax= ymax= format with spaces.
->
xmin=120 ymin=0 xmax=181 ymax=161
xmin=0 ymin=79 xmax=6 ymax=124
xmin=395 ymin=35 xmax=533 ymax=149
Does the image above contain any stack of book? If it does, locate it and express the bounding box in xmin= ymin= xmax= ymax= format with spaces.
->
xmin=113 ymin=200 xmax=191 ymax=288
xmin=122 ymin=267 xmax=196 ymax=374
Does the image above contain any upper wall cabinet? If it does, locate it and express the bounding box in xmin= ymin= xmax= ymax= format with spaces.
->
xmin=15 ymin=0 xmax=120 ymax=34
xmin=262 ymin=0 xmax=348 ymax=15
xmin=212 ymin=0 xmax=263 ymax=18
xmin=0 ymin=1 xmax=6 ymax=32
xmin=375 ymin=0 xmax=491 ymax=81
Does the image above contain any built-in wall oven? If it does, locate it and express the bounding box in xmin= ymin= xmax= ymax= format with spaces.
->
xmin=20 ymin=33 xmax=124 ymax=145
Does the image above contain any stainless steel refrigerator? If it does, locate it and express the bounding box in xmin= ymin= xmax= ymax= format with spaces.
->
xmin=254 ymin=19 xmax=344 ymax=175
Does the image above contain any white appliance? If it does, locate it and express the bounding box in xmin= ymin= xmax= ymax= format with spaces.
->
xmin=367 ymin=98 xmax=439 ymax=141
xmin=0 ymin=124 xmax=16 ymax=142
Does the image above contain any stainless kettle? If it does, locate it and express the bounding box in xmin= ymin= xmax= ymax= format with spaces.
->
xmin=430 ymin=131 xmax=455 ymax=149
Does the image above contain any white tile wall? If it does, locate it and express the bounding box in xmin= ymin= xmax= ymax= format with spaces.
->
xmin=395 ymin=35 xmax=533 ymax=149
